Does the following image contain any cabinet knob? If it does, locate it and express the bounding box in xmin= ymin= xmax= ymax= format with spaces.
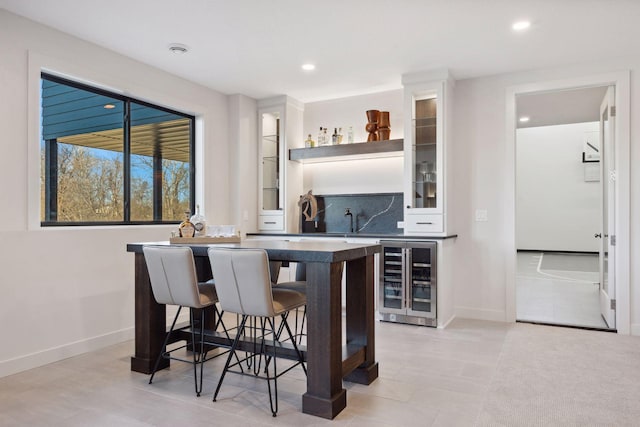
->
xmin=594 ymin=233 xmax=602 ymax=238
xmin=406 ymin=205 xmax=411 ymax=209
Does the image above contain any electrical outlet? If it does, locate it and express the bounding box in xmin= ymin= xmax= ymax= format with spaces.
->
xmin=397 ymin=221 xmax=405 ymax=228
xmin=475 ymin=209 xmax=488 ymax=222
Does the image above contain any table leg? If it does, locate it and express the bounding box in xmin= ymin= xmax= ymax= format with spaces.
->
xmin=345 ymin=254 xmax=379 ymax=384
xmin=302 ymin=261 xmax=346 ymax=419
xmin=130 ymin=253 xmax=168 ymax=374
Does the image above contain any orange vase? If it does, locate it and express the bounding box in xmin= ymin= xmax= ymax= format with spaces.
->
xmin=378 ymin=111 xmax=390 ymax=140
xmin=366 ymin=110 xmax=380 ymax=142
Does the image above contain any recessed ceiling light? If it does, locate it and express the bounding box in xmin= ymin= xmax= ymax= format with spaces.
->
xmin=104 ymin=104 xmax=116 ymax=109
xmin=168 ymin=43 xmax=189 ymax=54
xmin=512 ymin=21 xmax=531 ymax=31
xmin=301 ymin=63 xmax=316 ymax=71
xmin=519 ymin=116 xmax=530 ymax=123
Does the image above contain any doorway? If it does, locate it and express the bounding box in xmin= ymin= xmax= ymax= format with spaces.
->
xmin=515 ymin=86 xmax=612 ymax=330
xmin=505 ymin=71 xmax=630 ymax=334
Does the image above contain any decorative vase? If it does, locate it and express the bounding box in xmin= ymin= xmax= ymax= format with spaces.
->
xmin=365 ymin=110 xmax=379 ymax=142
xmin=378 ymin=111 xmax=390 ymax=140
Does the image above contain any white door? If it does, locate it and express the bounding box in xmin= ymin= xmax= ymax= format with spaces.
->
xmin=599 ymin=85 xmax=616 ymax=329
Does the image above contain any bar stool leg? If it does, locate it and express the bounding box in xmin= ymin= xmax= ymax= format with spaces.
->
xmin=213 ymin=315 xmax=248 ymax=402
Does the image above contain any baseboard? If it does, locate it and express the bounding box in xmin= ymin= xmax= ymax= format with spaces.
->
xmin=0 ymin=327 xmax=134 ymax=379
xmin=437 ymin=313 xmax=456 ymax=329
xmin=631 ymin=323 xmax=640 ymax=336
xmin=454 ymin=306 xmax=507 ymax=322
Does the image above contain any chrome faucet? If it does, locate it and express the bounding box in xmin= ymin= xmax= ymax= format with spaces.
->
xmin=344 ymin=208 xmax=354 ymax=233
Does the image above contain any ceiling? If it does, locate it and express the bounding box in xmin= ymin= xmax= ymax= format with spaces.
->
xmin=1 ymin=0 xmax=639 ymax=103
xmin=517 ymin=86 xmax=608 ymax=129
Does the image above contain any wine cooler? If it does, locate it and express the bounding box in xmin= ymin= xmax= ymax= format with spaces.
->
xmin=379 ymin=240 xmax=437 ymax=327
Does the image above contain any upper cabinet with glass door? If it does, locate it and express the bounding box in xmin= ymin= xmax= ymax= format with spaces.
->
xmin=257 ymin=96 xmax=304 ymax=233
xmin=259 ymin=105 xmax=285 ymax=231
xmin=402 ymin=70 xmax=454 ymax=235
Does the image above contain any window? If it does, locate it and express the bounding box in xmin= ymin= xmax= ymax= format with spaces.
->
xmin=40 ymin=73 xmax=195 ymax=225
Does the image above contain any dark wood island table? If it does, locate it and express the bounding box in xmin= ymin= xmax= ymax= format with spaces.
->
xmin=127 ymin=239 xmax=380 ymax=419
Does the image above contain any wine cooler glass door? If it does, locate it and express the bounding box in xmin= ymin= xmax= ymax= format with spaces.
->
xmin=380 ymin=245 xmax=406 ymax=314
xmin=407 ymin=243 xmax=436 ymax=318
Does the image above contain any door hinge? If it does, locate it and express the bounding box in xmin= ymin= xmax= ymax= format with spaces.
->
xmin=611 ymin=299 xmax=616 ymax=310
xmin=610 ymin=235 xmax=616 ymax=246
xmin=610 ymin=106 xmax=616 ymax=117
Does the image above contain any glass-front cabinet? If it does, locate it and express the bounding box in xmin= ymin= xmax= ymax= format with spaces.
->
xmin=258 ymin=104 xmax=285 ymax=231
xmin=261 ymin=111 xmax=281 ymax=211
xmin=413 ymin=96 xmax=439 ymax=209
xmin=402 ymin=71 xmax=452 ymax=235
xmin=256 ymin=96 xmax=304 ymax=232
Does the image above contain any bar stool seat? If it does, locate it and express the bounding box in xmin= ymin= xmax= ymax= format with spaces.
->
xmin=208 ymin=247 xmax=307 ymax=417
xmin=143 ymin=245 xmax=233 ymax=397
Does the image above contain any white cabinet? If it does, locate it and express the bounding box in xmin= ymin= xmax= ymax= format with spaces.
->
xmin=402 ymin=70 xmax=454 ymax=235
xmin=257 ymin=96 xmax=304 ymax=232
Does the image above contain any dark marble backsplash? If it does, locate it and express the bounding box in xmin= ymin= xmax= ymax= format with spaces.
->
xmin=300 ymin=192 xmax=403 ymax=234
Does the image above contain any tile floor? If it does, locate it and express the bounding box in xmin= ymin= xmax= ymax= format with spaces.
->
xmin=516 ymin=251 xmax=608 ymax=329
xmin=2 ymin=318 xmax=639 ymax=426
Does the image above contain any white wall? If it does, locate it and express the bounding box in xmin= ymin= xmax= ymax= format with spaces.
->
xmin=303 ymin=89 xmax=404 ymax=144
xmin=303 ymin=158 xmax=403 ymax=195
xmin=302 ymin=90 xmax=404 ymax=194
xmin=228 ymin=94 xmax=258 ymax=235
xmin=452 ymin=60 xmax=639 ymax=335
xmin=516 ymin=123 xmax=600 ymax=252
xmin=0 ymin=10 xmax=230 ymax=377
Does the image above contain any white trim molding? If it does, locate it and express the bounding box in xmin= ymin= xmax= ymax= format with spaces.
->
xmin=0 ymin=327 xmax=134 ymax=379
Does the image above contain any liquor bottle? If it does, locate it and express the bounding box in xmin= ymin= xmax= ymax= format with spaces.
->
xmin=323 ymin=127 xmax=329 ymax=145
xmin=332 ymin=128 xmax=338 ymax=144
xmin=190 ymin=204 xmax=207 ymax=237
xmin=347 ymin=126 xmax=354 ymax=144
xmin=305 ymin=134 xmax=315 ymax=148
xmin=337 ymin=127 xmax=343 ymax=144
xmin=317 ymin=127 xmax=323 ymax=146
xmin=179 ymin=210 xmax=196 ymax=238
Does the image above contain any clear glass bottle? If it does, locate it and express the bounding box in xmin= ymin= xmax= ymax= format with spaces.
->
xmin=347 ymin=126 xmax=354 ymax=144
xmin=337 ymin=127 xmax=343 ymax=144
xmin=179 ymin=210 xmax=196 ymax=238
xmin=332 ymin=128 xmax=338 ymax=144
xmin=323 ymin=127 xmax=329 ymax=145
xmin=317 ymin=127 xmax=323 ymax=146
xmin=190 ymin=204 xmax=207 ymax=237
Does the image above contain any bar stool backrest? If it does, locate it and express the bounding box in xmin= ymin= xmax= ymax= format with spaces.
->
xmin=143 ymin=246 xmax=204 ymax=308
xmin=208 ymin=248 xmax=276 ymax=318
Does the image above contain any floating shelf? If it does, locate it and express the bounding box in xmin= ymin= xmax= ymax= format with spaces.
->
xmin=289 ymin=139 xmax=403 ymax=163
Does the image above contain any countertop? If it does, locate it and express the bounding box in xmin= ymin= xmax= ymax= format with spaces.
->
xmin=246 ymin=232 xmax=458 ymax=240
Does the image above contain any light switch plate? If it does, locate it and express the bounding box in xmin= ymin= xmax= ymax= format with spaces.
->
xmin=475 ymin=209 xmax=488 ymax=222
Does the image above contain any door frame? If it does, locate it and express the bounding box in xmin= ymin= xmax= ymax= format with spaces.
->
xmin=505 ymin=71 xmax=630 ymax=334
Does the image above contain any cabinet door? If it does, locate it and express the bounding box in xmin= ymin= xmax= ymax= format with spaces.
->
xmin=404 ymin=81 xmax=445 ymax=216
xmin=406 ymin=243 xmax=436 ymax=318
xmin=259 ymin=108 xmax=284 ymax=215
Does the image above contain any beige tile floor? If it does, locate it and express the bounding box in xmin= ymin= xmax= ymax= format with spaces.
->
xmin=1 ymin=318 xmax=639 ymax=426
